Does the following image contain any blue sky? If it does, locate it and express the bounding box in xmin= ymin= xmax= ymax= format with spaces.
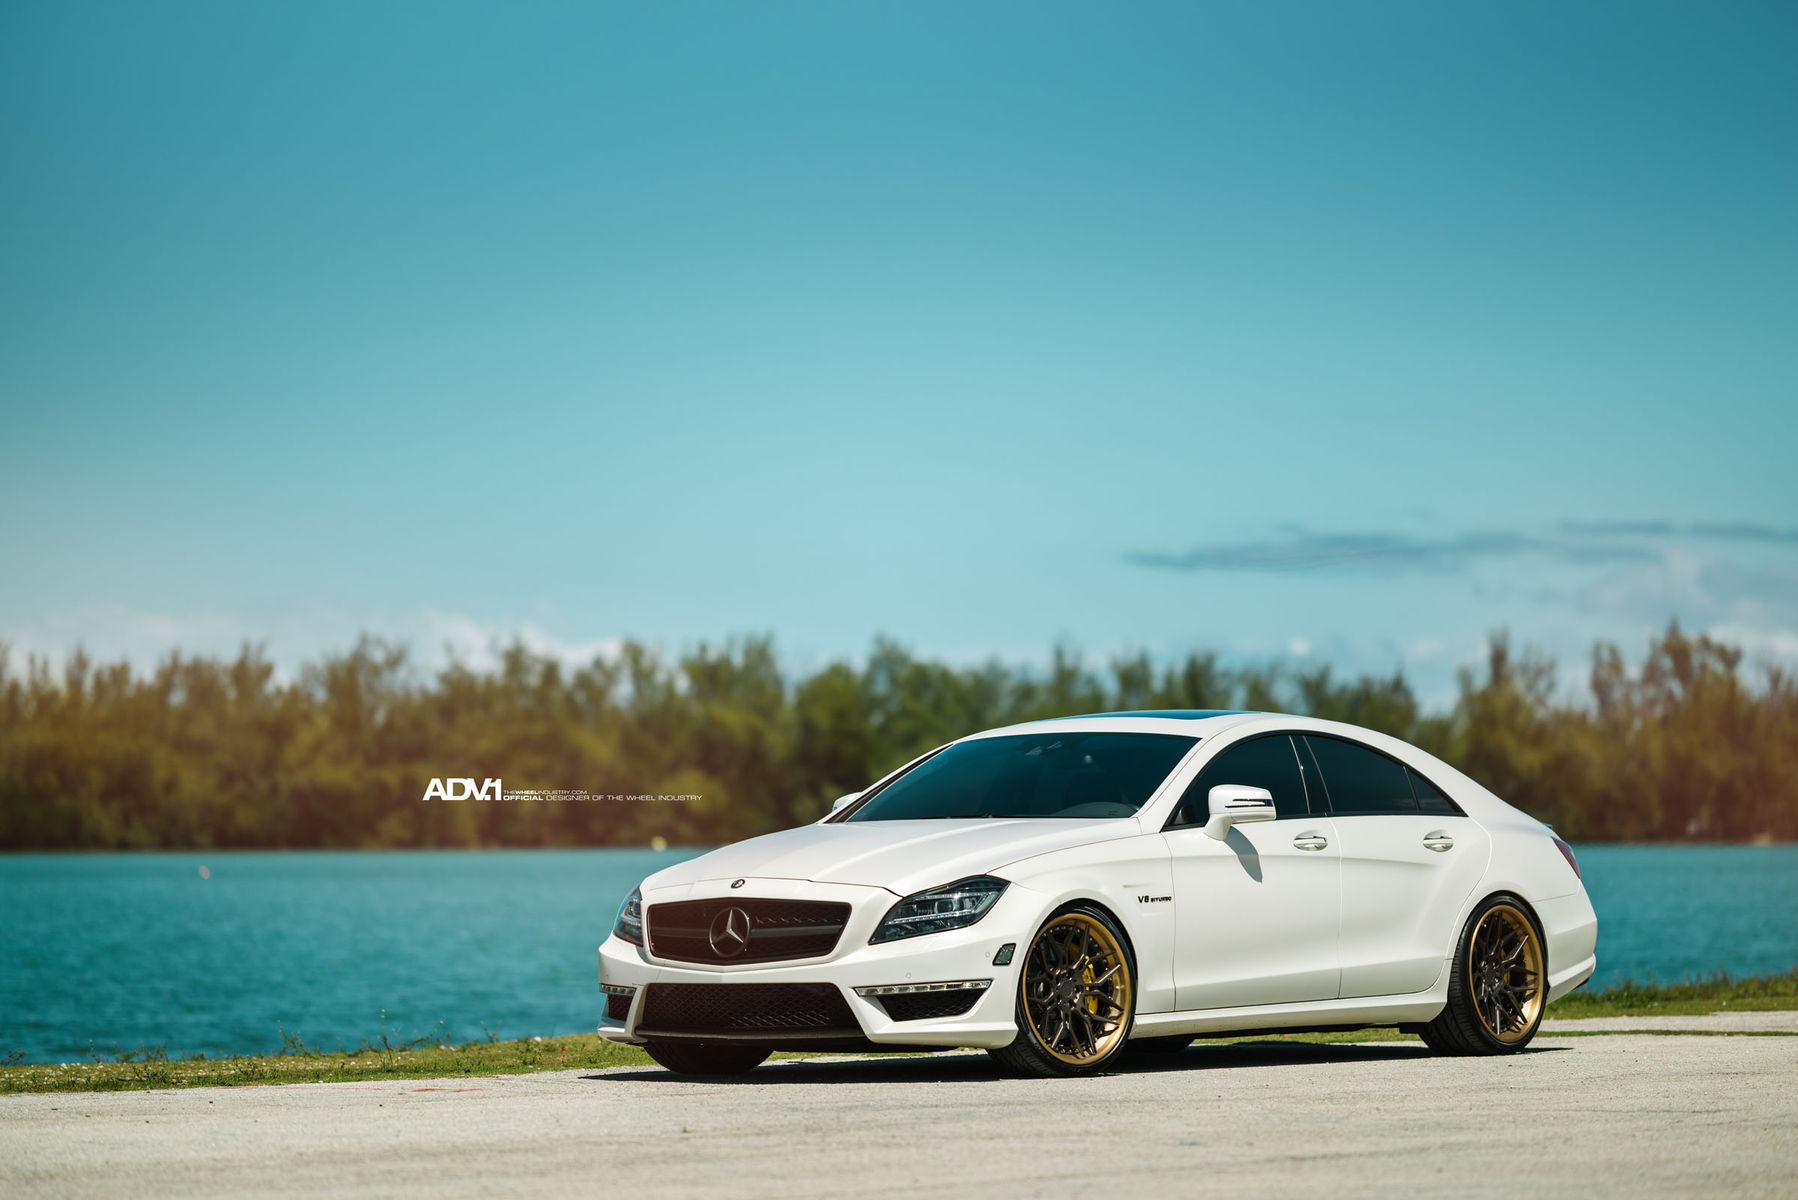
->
xmin=3 ymin=1 xmax=1795 ymax=703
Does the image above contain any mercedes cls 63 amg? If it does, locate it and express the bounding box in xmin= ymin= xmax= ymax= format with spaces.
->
xmin=598 ymin=710 xmax=1596 ymax=1076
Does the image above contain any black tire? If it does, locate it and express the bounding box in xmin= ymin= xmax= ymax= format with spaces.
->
xmin=1420 ymin=893 xmax=1547 ymax=1056
xmin=988 ymin=904 xmax=1137 ymax=1077
xmin=1124 ymin=1035 xmax=1193 ymax=1055
xmin=642 ymin=1039 xmax=770 ymax=1076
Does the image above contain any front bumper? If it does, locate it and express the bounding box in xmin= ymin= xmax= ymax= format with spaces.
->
xmin=598 ymin=878 xmax=1035 ymax=1050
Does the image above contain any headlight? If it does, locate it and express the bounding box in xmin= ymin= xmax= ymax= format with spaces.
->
xmin=870 ymin=876 xmax=1008 ymax=944
xmin=613 ymin=886 xmax=643 ymax=945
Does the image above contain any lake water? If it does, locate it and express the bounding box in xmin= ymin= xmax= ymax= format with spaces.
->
xmin=2 ymin=844 xmax=1794 ymax=1064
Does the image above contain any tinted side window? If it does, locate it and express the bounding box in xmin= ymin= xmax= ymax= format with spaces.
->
xmin=1171 ymin=735 xmax=1310 ymax=826
xmin=1301 ymin=736 xmax=1418 ymax=815
xmin=1408 ymin=768 xmax=1462 ymax=815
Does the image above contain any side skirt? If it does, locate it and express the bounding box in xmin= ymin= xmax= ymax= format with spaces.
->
xmin=1128 ymin=990 xmax=1448 ymax=1039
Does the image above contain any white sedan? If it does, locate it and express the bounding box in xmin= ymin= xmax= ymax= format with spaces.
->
xmin=598 ymin=710 xmax=1597 ymax=1076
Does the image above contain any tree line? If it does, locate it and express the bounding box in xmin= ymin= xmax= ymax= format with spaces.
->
xmin=1 ymin=622 xmax=1792 ymax=849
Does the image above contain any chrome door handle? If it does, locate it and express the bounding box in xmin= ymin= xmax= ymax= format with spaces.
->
xmin=1423 ymin=831 xmax=1454 ymax=852
xmin=1292 ymin=833 xmax=1328 ymax=851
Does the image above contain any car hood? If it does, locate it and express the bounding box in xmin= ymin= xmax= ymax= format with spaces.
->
xmin=643 ymin=818 xmax=1136 ymax=897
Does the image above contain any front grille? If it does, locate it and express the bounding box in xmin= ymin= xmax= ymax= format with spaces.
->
xmin=639 ymin=983 xmax=858 ymax=1036
xmin=604 ymin=993 xmax=632 ymax=1021
xmin=877 ymin=990 xmax=983 ymax=1022
xmin=647 ymin=899 xmax=851 ymax=964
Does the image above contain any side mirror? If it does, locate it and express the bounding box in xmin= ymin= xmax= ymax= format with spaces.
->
xmin=830 ymin=790 xmax=863 ymax=813
xmin=1203 ymin=784 xmax=1277 ymax=840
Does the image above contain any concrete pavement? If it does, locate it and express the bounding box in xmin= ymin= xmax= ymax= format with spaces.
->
xmin=1539 ymin=1010 xmax=1798 ymax=1033
xmin=4 ymin=1034 xmax=1796 ymax=1198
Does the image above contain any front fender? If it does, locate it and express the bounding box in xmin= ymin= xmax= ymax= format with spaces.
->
xmin=998 ymin=833 xmax=1177 ymax=1014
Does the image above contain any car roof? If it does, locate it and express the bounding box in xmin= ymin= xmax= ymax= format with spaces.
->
xmin=1050 ymin=709 xmax=1251 ymax=721
xmin=963 ymin=710 xmax=1264 ymax=739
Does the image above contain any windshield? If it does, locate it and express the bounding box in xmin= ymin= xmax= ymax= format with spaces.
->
xmin=846 ymin=731 xmax=1198 ymax=821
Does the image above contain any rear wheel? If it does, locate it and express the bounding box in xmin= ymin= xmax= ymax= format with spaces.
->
xmin=1420 ymin=894 xmax=1546 ymax=1055
xmin=642 ymin=1039 xmax=770 ymax=1076
xmin=989 ymin=906 xmax=1136 ymax=1077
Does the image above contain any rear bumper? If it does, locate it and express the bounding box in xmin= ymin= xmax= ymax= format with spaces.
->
xmin=1538 ymin=888 xmax=1599 ymax=1001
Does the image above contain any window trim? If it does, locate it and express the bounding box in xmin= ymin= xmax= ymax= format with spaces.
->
xmin=1298 ymin=733 xmax=1465 ymax=818
xmin=1162 ymin=732 xmax=1315 ymax=831
xmin=1404 ymin=763 xmax=1465 ymax=817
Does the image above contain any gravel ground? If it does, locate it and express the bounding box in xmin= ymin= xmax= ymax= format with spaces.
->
xmin=4 ymin=1033 xmax=1796 ymax=1199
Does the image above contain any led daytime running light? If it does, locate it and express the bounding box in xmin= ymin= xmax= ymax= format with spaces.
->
xmin=855 ymin=979 xmax=992 ymax=997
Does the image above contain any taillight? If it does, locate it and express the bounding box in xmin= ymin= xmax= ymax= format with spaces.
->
xmin=1552 ymin=835 xmax=1580 ymax=880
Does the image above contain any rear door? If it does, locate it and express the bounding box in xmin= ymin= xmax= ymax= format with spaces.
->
xmin=1163 ymin=733 xmax=1341 ymax=1010
xmin=1300 ymin=735 xmax=1490 ymax=998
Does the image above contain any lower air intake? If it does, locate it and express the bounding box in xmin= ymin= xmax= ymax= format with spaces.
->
xmin=639 ymin=983 xmax=858 ymax=1037
xmin=877 ymin=990 xmax=983 ymax=1022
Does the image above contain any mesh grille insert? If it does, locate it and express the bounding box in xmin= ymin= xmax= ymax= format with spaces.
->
xmin=640 ymin=983 xmax=858 ymax=1035
xmin=647 ymin=899 xmax=851 ymax=964
xmin=604 ymin=993 xmax=633 ymax=1021
xmin=876 ymin=990 xmax=983 ymax=1022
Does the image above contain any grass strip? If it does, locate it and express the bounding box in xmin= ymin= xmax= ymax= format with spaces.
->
xmin=1546 ymin=968 xmax=1798 ymax=1017
xmin=5 ymin=969 xmax=1793 ymax=1095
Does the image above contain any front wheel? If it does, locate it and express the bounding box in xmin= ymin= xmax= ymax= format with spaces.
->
xmin=642 ymin=1039 xmax=770 ymax=1076
xmin=989 ymin=905 xmax=1136 ymax=1077
xmin=1420 ymin=894 xmax=1547 ymax=1055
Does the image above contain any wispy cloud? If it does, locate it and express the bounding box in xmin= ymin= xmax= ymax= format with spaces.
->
xmin=1560 ymin=519 xmax=1798 ymax=544
xmin=423 ymin=610 xmax=622 ymax=672
xmin=1 ymin=606 xmax=626 ymax=680
xmin=1133 ymin=518 xmax=1798 ymax=576
xmin=1687 ymin=522 xmax=1798 ymax=544
xmin=1559 ymin=519 xmax=1677 ymax=537
xmin=1128 ymin=530 xmax=1658 ymax=574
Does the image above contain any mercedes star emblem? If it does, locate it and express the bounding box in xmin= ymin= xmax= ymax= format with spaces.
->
xmin=708 ymin=906 xmax=752 ymax=958
xmin=731 ymin=878 xmax=746 ymax=888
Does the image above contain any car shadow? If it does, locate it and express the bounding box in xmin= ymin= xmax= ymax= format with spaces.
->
xmin=583 ymin=1038 xmax=1567 ymax=1086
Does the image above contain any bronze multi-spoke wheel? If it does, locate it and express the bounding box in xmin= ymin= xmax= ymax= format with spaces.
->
xmin=1420 ymin=894 xmax=1546 ymax=1055
xmin=1468 ymin=903 xmax=1545 ymax=1041
xmin=990 ymin=906 xmax=1135 ymax=1076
